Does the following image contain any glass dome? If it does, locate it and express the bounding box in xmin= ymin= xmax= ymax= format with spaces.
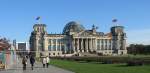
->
xmin=63 ymin=21 xmax=85 ymax=34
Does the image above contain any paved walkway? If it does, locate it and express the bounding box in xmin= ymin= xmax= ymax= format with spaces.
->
xmin=0 ymin=58 xmax=74 ymax=73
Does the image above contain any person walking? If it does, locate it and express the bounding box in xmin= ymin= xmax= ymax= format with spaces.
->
xmin=46 ymin=56 xmax=50 ymax=68
xmin=22 ymin=56 xmax=27 ymax=70
xmin=42 ymin=57 xmax=46 ymax=68
xmin=30 ymin=56 xmax=35 ymax=70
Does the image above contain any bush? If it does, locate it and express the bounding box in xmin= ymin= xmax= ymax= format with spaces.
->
xmin=127 ymin=60 xmax=143 ymax=66
xmin=102 ymin=60 xmax=112 ymax=64
xmin=51 ymin=56 xmax=150 ymax=65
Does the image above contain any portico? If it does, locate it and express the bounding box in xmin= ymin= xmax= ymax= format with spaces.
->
xmin=72 ymin=37 xmax=96 ymax=53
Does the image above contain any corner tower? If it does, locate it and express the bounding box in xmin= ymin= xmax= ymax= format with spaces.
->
xmin=111 ymin=19 xmax=127 ymax=55
xmin=30 ymin=17 xmax=48 ymax=57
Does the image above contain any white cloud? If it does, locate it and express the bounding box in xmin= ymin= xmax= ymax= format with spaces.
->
xmin=126 ymin=29 xmax=150 ymax=45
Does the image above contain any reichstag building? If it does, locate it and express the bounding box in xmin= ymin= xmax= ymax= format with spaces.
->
xmin=30 ymin=21 xmax=127 ymax=57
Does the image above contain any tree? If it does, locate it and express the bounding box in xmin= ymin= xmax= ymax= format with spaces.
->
xmin=0 ymin=37 xmax=11 ymax=50
xmin=127 ymin=44 xmax=150 ymax=55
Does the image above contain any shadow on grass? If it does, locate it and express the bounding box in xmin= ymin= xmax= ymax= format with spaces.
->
xmin=115 ymin=64 xmax=129 ymax=67
xmin=114 ymin=64 xmax=145 ymax=67
xmin=77 ymin=61 xmax=102 ymax=64
xmin=77 ymin=61 xmax=132 ymax=67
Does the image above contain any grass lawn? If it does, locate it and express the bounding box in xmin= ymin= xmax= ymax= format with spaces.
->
xmin=50 ymin=59 xmax=150 ymax=73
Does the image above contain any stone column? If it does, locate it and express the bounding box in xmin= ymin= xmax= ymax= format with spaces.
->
xmin=35 ymin=37 xmax=39 ymax=57
xmin=92 ymin=38 xmax=94 ymax=52
xmin=51 ymin=39 xmax=53 ymax=51
xmin=86 ymin=38 xmax=88 ymax=52
xmin=77 ymin=38 xmax=79 ymax=52
xmin=123 ymin=39 xmax=126 ymax=50
xmin=99 ymin=39 xmax=101 ymax=50
xmin=103 ymin=39 xmax=105 ymax=50
xmin=93 ymin=38 xmax=95 ymax=51
xmin=108 ymin=40 xmax=110 ymax=50
xmin=64 ymin=40 xmax=67 ymax=54
xmin=110 ymin=40 xmax=112 ymax=50
xmin=56 ymin=39 xmax=57 ymax=51
xmin=60 ymin=39 xmax=61 ymax=51
xmin=100 ymin=39 xmax=103 ymax=50
xmin=106 ymin=39 xmax=108 ymax=50
xmin=107 ymin=39 xmax=109 ymax=50
xmin=110 ymin=40 xmax=112 ymax=54
xmin=44 ymin=36 xmax=48 ymax=56
xmin=81 ymin=38 xmax=84 ymax=52
xmin=123 ymin=39 xmax=127 ymax=54
xmin=79 ymin=38 xmax=81 ymax=52
xmin=106 ymin=39 xmax=108 ymax=54
xmin=117 ymin=40 xmax=120 ymax=50
xmin=105 ymin=39 xmax=107 ymax=50
xmin=95 ymin=38 xmax=97 ymax=51
xmin=35 ymin=37 xmax=38 ymax=51
xmin=92 ymin=39 xmax=93 ymax=50
xmin=73 ymin=39 xmax=76 ymax=53
xmin=90 ymin=38 xmax=92 ymax=52
xmin=106 ymin=39 xmax=109 ymax=54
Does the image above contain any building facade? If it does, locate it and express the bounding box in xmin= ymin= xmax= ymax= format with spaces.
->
xmin=29 ymin=21 xmax=127 ymax=57
xmin=16 ymin=42 xmax=29 ymax=57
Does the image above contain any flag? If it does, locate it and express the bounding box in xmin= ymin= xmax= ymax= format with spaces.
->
xmin=36 ymin=16 xmax=40 ymax=20
xmin=112 ymin=19 xmax=117 ymax=22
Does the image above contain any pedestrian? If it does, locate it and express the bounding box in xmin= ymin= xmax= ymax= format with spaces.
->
xmin=46 ymin=56 xmax=50 ymax=68
xmin=42 ymin=57 xmax=46 ymax=68
xmin=30 ymin=56 xmax=35 ymax=70
xmin=22 ymin=56 xmax=27 ymax=70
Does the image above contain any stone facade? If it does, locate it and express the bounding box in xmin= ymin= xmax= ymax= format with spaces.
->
xmin=29 ymin=21 xmax=127 ymax=57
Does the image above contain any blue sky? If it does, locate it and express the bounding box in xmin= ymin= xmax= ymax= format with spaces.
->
xmin=0 ymin=0 xmax=150 ymax=45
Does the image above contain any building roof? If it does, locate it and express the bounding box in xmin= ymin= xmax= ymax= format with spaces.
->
xmin=47 ymin=34 xmax=66 ymax=37
xmin=105 ymin=33 xmax=112 ymax=38
xmin=62 ymin=21 xmax=85 ymax=34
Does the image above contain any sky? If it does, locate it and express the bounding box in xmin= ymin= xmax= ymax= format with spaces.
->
xmin=0 ymin=0 xmax=150 ymax=45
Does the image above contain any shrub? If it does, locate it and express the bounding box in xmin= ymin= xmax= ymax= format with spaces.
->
xmin=127 ymin=60 xmax=143 ymax=66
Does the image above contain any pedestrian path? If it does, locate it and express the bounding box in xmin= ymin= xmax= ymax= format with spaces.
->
xmin=0 ymin=58 xmax=74 ymax=73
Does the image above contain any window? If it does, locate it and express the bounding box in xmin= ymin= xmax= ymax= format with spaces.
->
xmin=97 ymin=45 xmax=100 ymax=50
xmin=53 ymin=45 xmax=56 ymax=51
xmin=101 ymin=39 xmax=103 ymax=43
xmin=48 ymin=45 xmax=51 ymax=51
xmin=49 ymin=39 xmax=51 ymax=44
xmin=53 ymin=39 xmax=56 ymax=44
xmin=57 ymin=45 xmax=60 ymax=51
xmin=105 ymin=39 xmax=107 ymax=45
xmin=101 ymin=45 xmax=103 ymax=50
xmin=97 ymin=39 xmax=100 ymax=44
xmin=61 ymin=45 xmax=65 ymax=51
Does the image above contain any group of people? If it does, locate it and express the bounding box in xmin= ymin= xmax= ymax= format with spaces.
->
xmin=22 ymin=56 xmax=50 ymax=70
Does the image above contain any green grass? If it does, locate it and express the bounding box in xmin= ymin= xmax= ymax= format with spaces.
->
xmin=50 ymin=59 xmax=150 ymax=73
